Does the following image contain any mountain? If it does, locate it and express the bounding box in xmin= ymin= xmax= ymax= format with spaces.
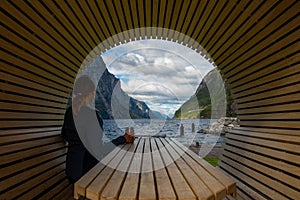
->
xmin=150 ymin=110 xmax=171 ymax=119
xmin=78 ymin=57 xmax=167 ymax=119
xmin=95 ymin=69 xmax=152 ymax=119
xmin=173 ymin=69 xmax=236 ymax=119
xmin=129 ymin=98 xmax=151 ymax=119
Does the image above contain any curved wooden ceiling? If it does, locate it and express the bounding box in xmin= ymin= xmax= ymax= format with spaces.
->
xmin=1 ymin=0 xmax=299 ymax=199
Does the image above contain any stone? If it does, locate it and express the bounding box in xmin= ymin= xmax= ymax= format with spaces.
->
xmin=201 ymin=117 xmax=239 ymax=135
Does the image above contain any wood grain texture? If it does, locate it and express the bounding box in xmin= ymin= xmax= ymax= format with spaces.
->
xmin=1 ymin=0 xmax=299 ymax=199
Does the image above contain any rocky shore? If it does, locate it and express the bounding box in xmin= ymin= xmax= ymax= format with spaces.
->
xmin=197 ymin=117 xmax=239 ymax=135
xmin=189 ymin=117 xmax=239 ymax=158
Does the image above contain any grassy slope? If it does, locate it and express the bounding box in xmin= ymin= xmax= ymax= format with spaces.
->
xmin=203 ymin=157 xmax=219 ymax=167
xmin=173 ymin=69 xmax=236 ymax=119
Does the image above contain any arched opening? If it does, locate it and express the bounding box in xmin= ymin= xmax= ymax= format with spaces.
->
xmin=79 ymin=35 xmax=233 ymax=162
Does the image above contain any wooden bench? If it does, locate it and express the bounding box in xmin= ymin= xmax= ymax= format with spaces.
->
xmin=75 ymin=137 xmax=236 ymax=200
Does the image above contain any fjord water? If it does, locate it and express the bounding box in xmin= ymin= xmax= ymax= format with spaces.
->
xmin=103 ymin=119 xmax=224 ymax=147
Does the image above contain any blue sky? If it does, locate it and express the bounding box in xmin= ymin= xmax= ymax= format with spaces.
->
xmin=101 ymin=39 xmax=214 ymax=117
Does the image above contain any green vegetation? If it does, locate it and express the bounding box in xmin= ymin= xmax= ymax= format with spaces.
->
xmin=203 ymin=157 xmax=219 ymax=167
xmin=199 ymin=105 xmax=211 ymax=118
xmin=173 ymin=85 xmax=210 ymax=118
xmin=173 ymin=69 xmax=236 ymax=119
xmin=175 ymin=109 xmax=203 ymax=119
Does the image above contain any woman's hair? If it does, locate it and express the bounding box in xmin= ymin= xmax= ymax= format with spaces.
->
xmin=72 ymin=75 xmax=95 ymax=115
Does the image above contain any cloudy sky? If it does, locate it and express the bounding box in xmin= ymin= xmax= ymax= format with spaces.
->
xmin=101 ymin=39 xmax=214 ymax=117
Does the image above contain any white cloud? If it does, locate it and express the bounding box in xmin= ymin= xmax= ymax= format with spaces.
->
xmin=101 ymin=39 xmax=214 ymax=117
xmin=119 ymin=52 xmax=145 ymax=66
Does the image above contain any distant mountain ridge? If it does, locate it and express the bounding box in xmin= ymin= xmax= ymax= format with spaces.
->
xmin=173 ymin=69 xmax=236 ymax=119
xmin=150 ymin=110 xmax=171 ymax=119
xmin=95 ymin=69 xmax=166 ymax=119
xmin=95 ymin=69 xmax=147 ymax=119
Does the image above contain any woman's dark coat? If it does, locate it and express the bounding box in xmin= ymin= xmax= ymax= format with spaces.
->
xmin=61 ymin=106 xmax=125 ymax=182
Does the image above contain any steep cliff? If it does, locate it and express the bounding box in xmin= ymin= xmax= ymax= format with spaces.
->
xmin=95 ymin=69 xmax=152 ymax=119
xmin=173 ymin=69 xmax=236 ymax=119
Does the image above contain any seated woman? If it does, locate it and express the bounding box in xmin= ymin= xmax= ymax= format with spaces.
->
xmin=61 ymin=75 xmax=134 ymax=183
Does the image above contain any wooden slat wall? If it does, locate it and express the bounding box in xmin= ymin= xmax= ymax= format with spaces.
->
xmin=1 ymin=0 xmax=77 ymax=198
xmin=1 ymin=0 xmax=299 ymax=199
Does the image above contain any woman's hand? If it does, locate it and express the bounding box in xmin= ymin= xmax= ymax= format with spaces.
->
xmin=124 ymin=133 xmax=135 ymax=143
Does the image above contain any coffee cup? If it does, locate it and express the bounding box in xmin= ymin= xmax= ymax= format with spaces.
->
xmin=126 ymin=127 xmax=134 ymax=136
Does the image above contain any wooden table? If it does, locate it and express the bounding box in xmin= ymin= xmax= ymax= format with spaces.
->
xmin=74 ymin=138 xmax=236 ymax=200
